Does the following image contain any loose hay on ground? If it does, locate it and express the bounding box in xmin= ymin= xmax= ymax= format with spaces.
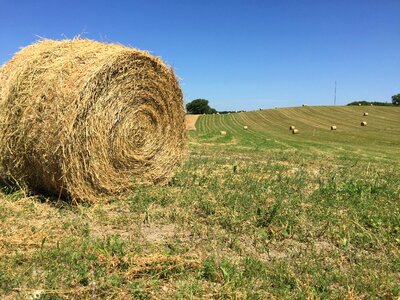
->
xmin=0 ymin=39 xmax=186 ymax=202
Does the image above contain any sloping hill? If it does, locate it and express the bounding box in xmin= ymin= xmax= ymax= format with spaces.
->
xmin=1 ymin=106 xmax=399 ymax=298
xmin=193 ymin=106 xmax=400 ymax=162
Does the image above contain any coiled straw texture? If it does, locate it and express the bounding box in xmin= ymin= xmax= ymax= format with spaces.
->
xmin=0 ymin=39 xmax=186 ymax=202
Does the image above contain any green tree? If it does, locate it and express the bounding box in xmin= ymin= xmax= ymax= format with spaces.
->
xmin=186 ymin=99 xmax=217 ymax=114
xmin=392 ymin=94 xmax=400 ymax=106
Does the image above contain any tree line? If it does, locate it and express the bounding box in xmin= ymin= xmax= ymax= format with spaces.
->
xmin=187 ymin=94 xmax=400 ymax=114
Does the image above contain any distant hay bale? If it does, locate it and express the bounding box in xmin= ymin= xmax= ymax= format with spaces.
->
xmin=363 ymin=112 xmax=368 ymax=116
xmin=302 ymin=104 xmax=307 ymax=107
xmin=289 ymin=125 xmax=296 ymax=130
xmin=243 ymin=126 xmax=248 ymax=130
xmin=220 ymin=131 xmax=227 ymax=136
xmin=358 ymin=103 xmax=362 ymax=106
xmin=331 ymin=126 xmax=337 ymax=130
xmin=361 ymin=121 xmax=367 ymax=126
xmin=0 ymin=39 xmax=186 ymax=202
xmin=292 ymin=129 xmax=299 ymax=134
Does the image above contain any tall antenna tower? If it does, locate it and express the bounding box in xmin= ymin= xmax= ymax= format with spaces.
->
xmin=334 ymin=81 xmax=337 ymax=106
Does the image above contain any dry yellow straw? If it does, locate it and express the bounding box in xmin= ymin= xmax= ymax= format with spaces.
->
xmin=0 ymin=39 xmax=186 ymax=202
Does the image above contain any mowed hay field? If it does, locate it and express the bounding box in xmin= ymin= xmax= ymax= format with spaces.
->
xmin=1 ymin=106 xmax=400 ymax=299
xmin=195 ymin=106 xmax=400 ymax=161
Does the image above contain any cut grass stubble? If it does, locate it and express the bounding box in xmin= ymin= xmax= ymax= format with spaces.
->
xmin=1 ymin=107 xmax=400 ymax=299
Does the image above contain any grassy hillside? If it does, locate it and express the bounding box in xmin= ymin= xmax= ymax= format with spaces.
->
xmin=1 ymin=106 xmax=399 ymax=299
xmin=195 ymin=106 xmax=400 ymax=162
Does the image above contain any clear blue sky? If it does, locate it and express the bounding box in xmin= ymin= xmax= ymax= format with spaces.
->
xmin=0 ymin=0 xmax=399 ymax=111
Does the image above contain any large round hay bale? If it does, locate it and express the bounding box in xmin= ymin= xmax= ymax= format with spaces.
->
xmin=0 ymin=39 xmax=186 ymax=202
xmin=363 ymin=112 xmax=368 ymax=116
xmin=292 ymin=129 xmax=299 ymax=134
xmin=361 ymin=121 xmax=367 ymax=126
xmin=289 ymin=125 xmax=296 ymax=130
xmin=220 ymin=131 xmax=227 ymax=136
xmin=331 ymin=125 xmax=337 ymax=130
xmin=243 ymin=126 xmax=248 ymax=130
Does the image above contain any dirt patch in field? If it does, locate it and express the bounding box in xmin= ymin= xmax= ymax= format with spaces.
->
xmin=185 ymin=114 xmax=200 ymax=130
xmin=141 ymin=224 xmax=176 ymax=243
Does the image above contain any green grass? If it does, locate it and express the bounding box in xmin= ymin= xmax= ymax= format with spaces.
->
xmin=195 ymin=106 xmax=400 ymax=162
xmin=1 ymin=106 xmax=399 ymax=299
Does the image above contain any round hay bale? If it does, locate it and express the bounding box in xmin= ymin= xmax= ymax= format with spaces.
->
xmin=0 ymin=39 xmax=186 ymax=202
xmin=289 ymin=125 xmax=296 ymax=130
xmin=331 ymin=126 xmax=337 ymax=130
xmin=243 ymin=126 xmax=248 ymax=130
xmin=363 ymin=112 xmax=368 ymax=116
xmin=220 ymin=131 xmax=227 ymax=136
xmin=358 ymin=103 xmax=362 ymax=106
xmin=361 ymin=121 xmax=367 ymax=126
xmin=292 ymin=129 xmax=299 ymax=134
